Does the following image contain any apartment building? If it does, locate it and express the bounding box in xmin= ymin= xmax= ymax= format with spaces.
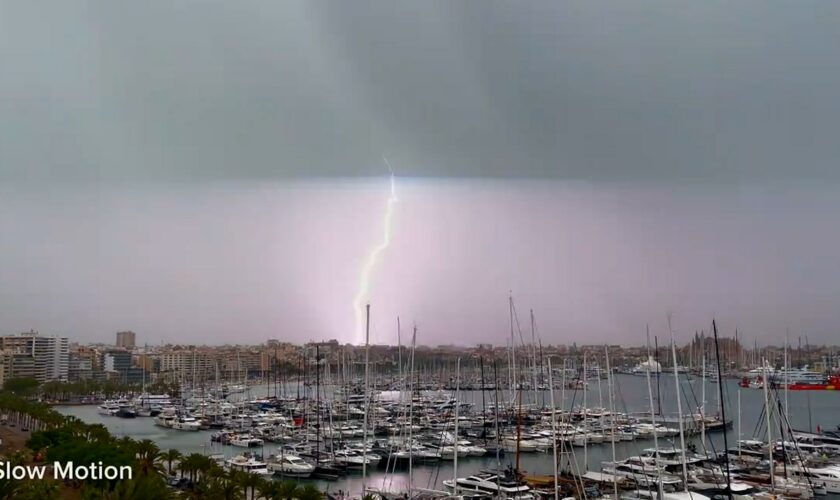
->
xmin=0 ymin=331 xmax=69 ymax=383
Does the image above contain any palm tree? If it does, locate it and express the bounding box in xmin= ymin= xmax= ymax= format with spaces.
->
xmin=117 ymin=435 xmax=137 ymax=451
xmin=227 ymin=469 xmax=248 ymax=500
xmin=163 ymin=448 xmax=182 ymax=477
xmin=206 ymin=477 xmax=243 ymax=500
xmin=178 ymin=454 xmax=194 ymax=483
xmin=134 ymin=439 xmax=164 ymax=476
xmin=241 ymin=472 xmax=263 ymax=500
xmin=256 ymin=479 xmax=283 ymax=500
xmin=194 ymin=455 xmax=220 ymax=484
xmin=296 ymin=484 xmax=324 ymax=500
xmin=182 ymin=453 xmax=208 ymax=483
xmin=277 ymin=480 xmax=300 ymax=500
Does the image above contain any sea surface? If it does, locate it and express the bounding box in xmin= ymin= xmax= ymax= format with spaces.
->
xmin=57 ymin=374 xmax=840 ymax=496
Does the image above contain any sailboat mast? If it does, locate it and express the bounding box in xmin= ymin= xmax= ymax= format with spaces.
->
xmin=361 ymin=304 xmax=371 ymax=494
xmin=784 ymin=330 xmax=789 ymax=417
xmin=315 ymin=345 xmax=321 ymax=461
xmin=530 ymin=309 xmax=538 ymax=407
xmin=453 ymin=358 xmax=461 ymax=496
xmin=408 ymin=326 xmax=416 ymax=497
xmin=701 ymin=353 xmax=706 ymax=448
xmin=583 ymin=351 xmax=588 ymax=469
xmin=762 ymin=359 xmax=775 ymax=493
xmin=510 ymin=294 xmax=517 ymax=404
xmin=669 ymin=324 xmax=689 ymax=491
xmin=644 ymin=326 xmax=664 ymax=498
xmin=480 ymin=356 xmax=487 ymax=445
xmin=737 ymin=386 xmax=742 ymax=458
xmin=493 ymin=361 xmax=502 ymax=471
xmin=712 ymin=319 xmax=733 ymax=500
xmin=548 ymin=357 xmax=559 ymax=500
xmin=605 ymin=346 xmax=618 ymax=500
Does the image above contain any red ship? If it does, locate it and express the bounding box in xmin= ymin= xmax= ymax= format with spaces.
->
xmin=788 ymin=374 xmax=840 ymax=391
xmin=739 ymin=373 xmax=840 ymax=390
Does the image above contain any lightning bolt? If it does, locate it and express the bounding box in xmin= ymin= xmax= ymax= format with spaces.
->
xmin=353 ymin=158 xmax=398 ymax=343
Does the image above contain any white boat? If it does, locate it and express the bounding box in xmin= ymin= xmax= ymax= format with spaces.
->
xmin=154 ymin=414 xmax=201 ymax=431
xmin=226 ymin=454 xmax=270 ymax=475
xmin=502 ymin=437 xmax=538 ymax=452
xmin=630 ymin=356 xmax=662 ymax=375
xmin=393 ymin=445 xmax=441 ymax=463
xmin=153 ymin=414 xmax=174 ymax=428
xmin=782 ymin=463 xmax=840 ymax=494
xmin=439 ymin=445 xmax=470 ymax=460
xmin=97 ymin=401 xmax=121 ymax=416
xmin=465 ymin=445 xmax=487 ymax=457
xmin=639 ymin=447 xmax=705 ymax=467
xmin=602 ymin=458 xmax=683 ymax=488
xmin=133 ymin=393 xmax=172 ymax=411
xmin=443 ymin=470 xmax=535 ymax=500
xmin=268 ymin=454 xmax=314 ymax=478
xmin=634 ymin=423 xmax=679 ymax=438
xmin=230 ymin=434 xmax=264 ymax=447
xmin=332 ymin=449 xmax=371 ymax=469
xmin=171 ymin=416 xmax=201 ymax=431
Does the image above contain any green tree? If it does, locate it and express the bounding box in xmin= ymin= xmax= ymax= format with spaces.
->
xmin=256 ymin=479 xmax=283 ymax=500
xmin=240 ymin=472 xmax=263 ymax=500
xmin=16 ymin=480 xmax=60 ymax=500
xmin=297 ymin=483 xmax=323 ymax=500
xmin=134 ymin=438 xmax=164 ymax=476
xmin=277 ymin=480 xmax=300 ymax=500
xmin=0 ymin=450 xmax=24 ymax=498
xmin=163 ymin=448 xmax=182 ymax=476
xmin=3 ymin=377 xmax=39 ymax=396
xmin=205 ymin=476 xmax=243 ymax=500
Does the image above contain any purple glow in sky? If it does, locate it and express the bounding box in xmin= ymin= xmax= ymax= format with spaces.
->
xmin=1 ymin=180 xmax=838 ymax=346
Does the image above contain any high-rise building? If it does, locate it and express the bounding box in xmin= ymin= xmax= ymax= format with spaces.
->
xmin=68 ymin=354 xmax=93 ymax=381
xmin=116 ymin=331 xmax=136 ymax=349
xmin=0 ymin=331 xmax=69 ymax=382
xmin=102 ymin=349 xmax=143 ymax=383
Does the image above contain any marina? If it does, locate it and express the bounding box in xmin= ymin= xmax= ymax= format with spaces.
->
xmin=57 ymin=370 xmax=840 ymax=498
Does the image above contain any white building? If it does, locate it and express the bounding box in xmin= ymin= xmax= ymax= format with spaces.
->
xmin=0 ymin=331 xmax=69 ymax=382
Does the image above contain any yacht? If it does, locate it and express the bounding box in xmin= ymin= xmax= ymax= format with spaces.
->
xmin=268 ymin=454 xmax=314 ymax=478
xmin=115 ymin=405 xmax=136 ymax=418
xmin=97 ymin=400 xmax=125 ymax=416
xmin=230 ymin=434 xmax=264 ymax=448
xmin=602 ymin=458 xmax=683 ymax=488
xmin=442 ymin=469 xmax=536 ymax=500
xmin=134 ymin=394 xmax=171 ymax=416
xmin=782 ymin=463 xmax=840 ymax=494
xmin=171 ymin=415 xmax=201 ymax=431
xmin=630 ymin=356 xmax=662 ymax=375
xmin=332 ymin=449 xmax=371 ymax=469
xmin=638 ymin=447 xmax=705 ymax=468
xmin=392 ymin=444 xmax=441 ymax=464
xmin=226 ymin=454 xmax=270 ymax=475
xmin=634 ymin=423 xmax=679 ymax=438
xmin=154 ymin=413 xmax=201 ymax=431
xmin=501 ymin=436 xmax=538 ymax=452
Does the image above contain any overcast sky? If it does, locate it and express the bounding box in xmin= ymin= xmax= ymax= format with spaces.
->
xmin=2 ymin=2 xmax=839 ymax=345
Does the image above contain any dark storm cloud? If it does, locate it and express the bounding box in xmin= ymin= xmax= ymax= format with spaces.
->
xmin=2 ymin=1 xmax=839 ymax=182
